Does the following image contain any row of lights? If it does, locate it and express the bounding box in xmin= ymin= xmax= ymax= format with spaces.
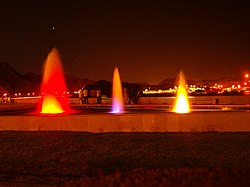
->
xmin=2 ymin=74 xmax=250 ymax=97
xmin=41 ymin=92 xmax=70 ymax=95
xmin=143 ymin=73 xmax=250 ymax=95
xmin=2 ymin=91 xmax=74 ymax=97
xmin=1 ymin=93 xmax=36 ymax=97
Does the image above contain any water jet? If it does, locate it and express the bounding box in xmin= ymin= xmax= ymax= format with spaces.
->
xmin=111 ymin=67 xmax=124 ymax=114
xmin=36 ymin=48 xmax=71 ymax=115
xmin=173 ymin=71 xmax=190 ymax=113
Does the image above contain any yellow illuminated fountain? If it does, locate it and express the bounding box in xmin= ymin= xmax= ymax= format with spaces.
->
xmin=111 ymin=67 xmax=124 ymax=114
xmin=173 ymin=71 xmax=190 ymax=113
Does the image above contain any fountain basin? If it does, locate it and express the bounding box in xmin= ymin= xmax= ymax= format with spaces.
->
xmin=0 ymin=106 xmax=249 ymax=132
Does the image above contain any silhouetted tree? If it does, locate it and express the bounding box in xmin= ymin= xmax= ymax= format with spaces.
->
xmin=92 ymin=80 xmax=112 ymax=97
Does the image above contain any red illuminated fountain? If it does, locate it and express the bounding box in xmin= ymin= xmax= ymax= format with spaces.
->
xmin=36 ymin=48 xmax=71 ymax=114
xmin=111 ymin=67 xmax=124 ymax=114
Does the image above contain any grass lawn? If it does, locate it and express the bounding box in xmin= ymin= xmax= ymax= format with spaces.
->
xmin=0 ymin=132 xmax=250 ymax=186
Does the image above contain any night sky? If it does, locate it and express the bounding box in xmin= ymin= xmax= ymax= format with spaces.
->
xmin=0 ymin=0 xmax=249 ymax=84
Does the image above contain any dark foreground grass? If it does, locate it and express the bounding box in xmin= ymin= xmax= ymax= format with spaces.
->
xmin=0 ymin=132 xmax=250 ymax=186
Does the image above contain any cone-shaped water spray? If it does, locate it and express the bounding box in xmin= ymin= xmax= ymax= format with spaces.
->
xmin=173 ymin=71 xmax=190 ymax=113
xmin=37 ymin=48 xmax=71 ymax=114
xmin=111 ymin=67 xmax=124 ymax=114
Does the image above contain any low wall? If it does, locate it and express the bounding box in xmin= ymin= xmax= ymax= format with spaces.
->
xmin=139 ymin=95 xmax=250 ymax=105
xmin=11 ymin=97 xmax=112 ymax=104
xmin=1 ymin=112 xmax=250 ymax=132
xmin=8 ymin=95 xmax=250 ymax=105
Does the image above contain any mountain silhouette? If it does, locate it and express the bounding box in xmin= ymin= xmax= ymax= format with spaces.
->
xmin=0 ymin=62 xmax=93 ymax=95
xmin=0 ymin=62 xmax=39 ymax=94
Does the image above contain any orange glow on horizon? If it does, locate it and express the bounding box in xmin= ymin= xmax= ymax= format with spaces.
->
xmin=173 ymin=71 xmax=190 ymax=113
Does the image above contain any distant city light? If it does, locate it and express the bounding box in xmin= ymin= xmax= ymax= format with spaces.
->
xmin=245 ymin=74 xmax=249 ymax=78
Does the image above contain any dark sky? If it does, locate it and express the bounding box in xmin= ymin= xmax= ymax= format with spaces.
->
xmin=0 ymin=0 xmax=249 ymax=84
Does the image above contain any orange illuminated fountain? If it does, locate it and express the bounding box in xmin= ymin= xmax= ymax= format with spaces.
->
xmin=111 ymin=67 xmax=124 ymax=114
xmin=37 ymin=48 xmax=71 ymax=114
xmin=173 ymin=71 xmax=190 ymax=113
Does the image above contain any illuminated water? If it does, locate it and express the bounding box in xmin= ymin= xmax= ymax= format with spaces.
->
xmin=37 ymin=48 xmax=71 ymax=114
xmin=173 ymin=71 xmax=190 ymax=113
xmin=111 ymin=67 xmax=124 ymax=114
